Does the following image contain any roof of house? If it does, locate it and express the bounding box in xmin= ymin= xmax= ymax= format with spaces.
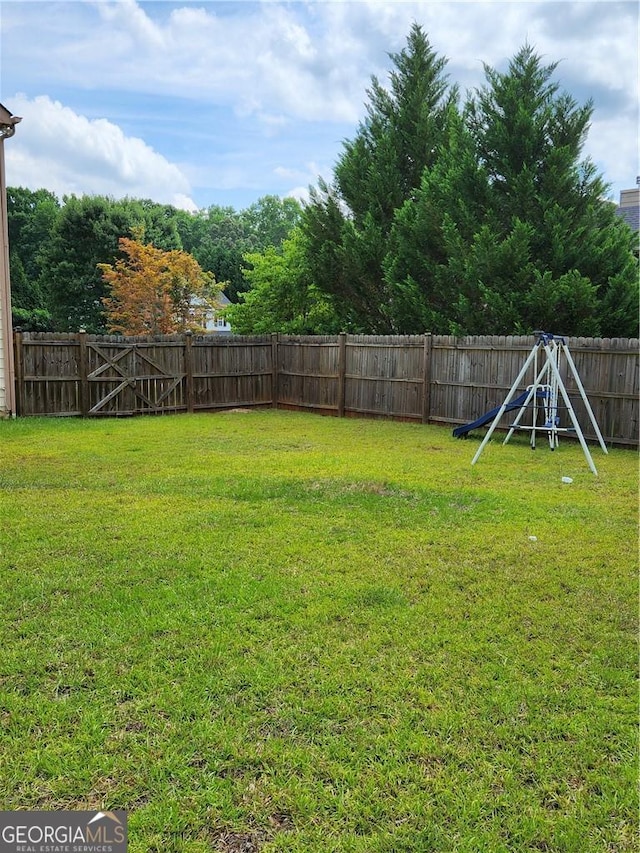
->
xmin=615 ymin=204 xmax=640 ymax=233
xmin=615 ymin=186 xmax=640 ymax=234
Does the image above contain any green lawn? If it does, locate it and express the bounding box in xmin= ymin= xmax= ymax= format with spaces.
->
xmin=0 ymin=411 xmax=637 ymax=852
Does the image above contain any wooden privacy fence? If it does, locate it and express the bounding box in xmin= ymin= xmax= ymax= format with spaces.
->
xmin=12 ymin=331 xmax=639 ymax=447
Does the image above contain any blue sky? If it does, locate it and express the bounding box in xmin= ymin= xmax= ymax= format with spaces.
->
xmin=1 ymin=0 xmax=638 ymax=212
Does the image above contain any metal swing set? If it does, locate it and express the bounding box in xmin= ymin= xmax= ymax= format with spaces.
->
xmin=471 ymin=332 xmax=608 ymax=475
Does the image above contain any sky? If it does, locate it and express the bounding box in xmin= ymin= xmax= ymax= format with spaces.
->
xmin=1 ymin=0 xmax=638 ymax=213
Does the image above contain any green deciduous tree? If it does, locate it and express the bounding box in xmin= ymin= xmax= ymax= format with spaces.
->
xmin=241 ymin=195 xmax=302 ymax=250
xmin=175 ymin=196 xmax=302 ymax=304
xmin=225 ymin=228 xmax=340 ymax=335
xmin=8 ymin=187 xmax=59 ymax=329
xmin=40 ymin=196 xmax=137 ymax=332
xmin=39 ymin=196 xmax=183 ymax=332
xmin=9 ymin=189 xmax=303 ymax=333
xmin=176 ymin=205 xmax=246 ymax=302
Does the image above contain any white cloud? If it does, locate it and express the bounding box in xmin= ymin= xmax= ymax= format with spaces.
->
xmin=285 ymin=185 xmax=312 ymax=204
xmin=4 ymin=2 xmax=637 ymax=124
xmin=588 ymin=116 xmax=640 ymax=200
xmin=96 ymin=0 xmax=166 ymax=48
xmin=5 ymin=95 xmax=197 ymax=210
xmin=1 ymin=2 xmax=637 ymax=206
xmin=274 ymin=161 xmax=332 ymax=202
xmin=1 ymin=1 xmax=370 ymax=123
xmin=171 ymin=193 xmax=199 ymax=213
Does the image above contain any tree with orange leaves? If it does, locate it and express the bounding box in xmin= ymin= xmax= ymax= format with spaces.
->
xmin=99 ymin=237 xmax=220 ymax=335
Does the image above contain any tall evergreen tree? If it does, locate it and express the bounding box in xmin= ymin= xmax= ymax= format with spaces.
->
xmin=303 ymin=23 xmax=457 ymax=332
xmin=385 ymin=108 xmax=494 ymax=333
xmin=464 ymin=45 xmax=637 ymax=335
xmin=387 ymin=44 xmax=638 ymax=336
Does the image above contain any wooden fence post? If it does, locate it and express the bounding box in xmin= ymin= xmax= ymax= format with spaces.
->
xmin=77 ymin=331 xmax=89 ymax=417
xmin=271 ymin=333 xmax=279 ymax=408
xmin=337 ymin=332 xmax=347 ymax=417
xmin=13 ymin=330 xmax=23 ymax=416
xmin=422 ymin=332 xmax=432 ymax=424
xmin=184 ymin=331 xmax=194 ymax=413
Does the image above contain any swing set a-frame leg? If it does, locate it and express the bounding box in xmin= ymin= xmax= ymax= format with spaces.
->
xmin=471 ymin=344 xmax=540 ymax=467
xmin=542 ymin=342 xmax=600 ymax=475
xmin=502 ymin=358 xmax=552 ymax=447
xmin=562 ymin=344 xmax=608 ymax=455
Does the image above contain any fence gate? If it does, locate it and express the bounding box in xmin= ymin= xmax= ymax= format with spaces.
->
xmin=85 ymin=339 xmax=186 ymax=415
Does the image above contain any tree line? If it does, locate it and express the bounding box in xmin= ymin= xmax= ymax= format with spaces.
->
xmin=8 ymin=190 xmax=302 ymax=333
xmin=8 ymin=25 xmax=639 ymax=338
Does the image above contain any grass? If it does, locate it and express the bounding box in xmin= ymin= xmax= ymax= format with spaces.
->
xmin=0 ymin=410 xmax=637 ymax=852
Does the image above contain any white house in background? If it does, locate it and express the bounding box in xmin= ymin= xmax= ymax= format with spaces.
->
xmin=206 ymin=291 xmax=232 ymax=334
xmin=191 ymin=291 xmax=232 ymax=334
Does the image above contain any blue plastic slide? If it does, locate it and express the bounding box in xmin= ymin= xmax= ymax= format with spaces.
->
xmin=453 ymin=391 xmax=533 ymax=438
